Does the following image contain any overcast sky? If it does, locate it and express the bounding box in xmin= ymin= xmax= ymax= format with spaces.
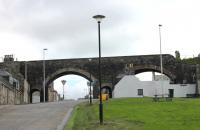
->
xmin=1 ymin=0 xmax=200 ymax=61
xmin=1 ymin=0 xmax=200 ymax=99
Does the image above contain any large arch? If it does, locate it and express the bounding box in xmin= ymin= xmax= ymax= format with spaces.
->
xmin=44 ymin=68 xmax=98 ymax=101
xmin=46 ymin=68 xmax=97 ymax=87
xmin=132 ymin=65 xmax=176 ymax=82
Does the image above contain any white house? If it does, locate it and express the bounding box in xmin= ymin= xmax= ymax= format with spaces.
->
xmin=113 ymin=75 xmax=196 ymax=98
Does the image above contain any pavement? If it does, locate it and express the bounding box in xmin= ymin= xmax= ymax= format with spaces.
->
xmin=0 ymin=100 xmax=81 ymax=130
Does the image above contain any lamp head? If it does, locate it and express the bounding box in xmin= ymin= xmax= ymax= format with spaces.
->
xmin=93 ymin=15 xmax=105 ymax=22
xmin=61 ymin=80 xmax=66 ymax=85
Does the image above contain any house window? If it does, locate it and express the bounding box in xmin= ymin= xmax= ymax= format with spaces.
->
xmin=137 ymin=89 xmax=143 ymax=96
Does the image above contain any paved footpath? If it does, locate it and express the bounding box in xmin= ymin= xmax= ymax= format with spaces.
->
xmin=0 ymin=100 xmax=81 ymax=130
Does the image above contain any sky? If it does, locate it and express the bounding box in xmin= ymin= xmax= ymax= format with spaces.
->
xmin=54 ymin=75 xmax=90 ymax=100
xmin=0 ymin=0 xmax=200 ymax=99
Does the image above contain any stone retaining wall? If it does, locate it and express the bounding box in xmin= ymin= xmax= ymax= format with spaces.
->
xmin=0 ymin=81 xmax=22 ymax=105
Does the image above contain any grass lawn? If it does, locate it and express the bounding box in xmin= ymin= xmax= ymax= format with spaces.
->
xmin=65 ymin=98 xmax=200 ymax=130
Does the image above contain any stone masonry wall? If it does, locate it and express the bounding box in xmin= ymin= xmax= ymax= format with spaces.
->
xmin=0 ymin=81 xmax=22 ymax=105
xmin=23 ymin=80 xmax=30 ymax=103
xmin=48 ymin=90 xmax=58 ymax=102
xmin=48 ymin=83 xmax=58 ymax=102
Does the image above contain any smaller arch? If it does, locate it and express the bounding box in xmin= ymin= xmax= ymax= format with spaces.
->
xmin=30 ymin=89 xmax=40 ymax=103
xmin=101 ymin=85 xmax=112 ymax=98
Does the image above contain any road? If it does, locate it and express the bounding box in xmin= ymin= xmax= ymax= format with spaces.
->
xmin=0 ymin=100 xmax=81 ymax=130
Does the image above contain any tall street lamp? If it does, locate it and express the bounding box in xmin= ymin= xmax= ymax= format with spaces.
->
xmin=159 ymin=24 xmax=164 ymax=96
xmin=43 ymin=48 xmax=48 ymax=102
xmin=88 ymin=58 xmax=92 ymax=105
xmin=93 ymin=14 xmax=105 ymax=125
xmin=61 ymin=80 xmax=66 ymax=100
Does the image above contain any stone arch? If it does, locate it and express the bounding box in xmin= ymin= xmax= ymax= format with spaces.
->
xmin=101 ymin=83 xmax=112 ymax=98
xmin=46 ymin=68 xmax=97 ymax=87
xmin=30 ymin=89 xmax=40 ymax=103
xmin=133 ymin=65 xmax=176 ymax=82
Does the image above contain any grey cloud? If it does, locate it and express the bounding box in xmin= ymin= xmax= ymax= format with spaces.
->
xmin=10 ymin=0 xmax=135 ymax=41
xmin=0 ymin=0 xmax=138 ymax=59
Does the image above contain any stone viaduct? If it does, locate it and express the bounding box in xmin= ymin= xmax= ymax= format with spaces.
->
xmin=0 ymin=54 xmax=197 ymax=102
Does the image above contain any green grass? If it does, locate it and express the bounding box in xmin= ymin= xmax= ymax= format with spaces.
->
xmin=65 ymin=98 xmax=200 ymax=130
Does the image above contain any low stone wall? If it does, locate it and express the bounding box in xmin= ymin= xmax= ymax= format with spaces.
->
xmin=0 ymin=82 xmax=22 ymax=105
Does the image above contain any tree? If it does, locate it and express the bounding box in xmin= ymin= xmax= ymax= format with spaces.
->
xmin=175 ymin=50 xmax=181 ymax=60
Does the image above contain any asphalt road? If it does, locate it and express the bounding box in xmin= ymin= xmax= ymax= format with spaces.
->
xmin=0 ymin=100 xmax=81 ymax=130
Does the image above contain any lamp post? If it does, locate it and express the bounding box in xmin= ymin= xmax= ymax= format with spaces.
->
xmin=93 ymin=14 xmax=105 ymax=125
xmin=88 ymin=58 xmax=92 ymax=105
xmin=43 ymin=48 xmax=47 ymax=102
xmin=61 ymin=80 xmax=66 ymax=100
xmin=159 ymin=24 xmax=164 ymax=96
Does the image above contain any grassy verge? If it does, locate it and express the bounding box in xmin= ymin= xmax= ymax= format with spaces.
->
xmin=65 ymin=98 xmax=200 ymax=130
xmin=64 ymin=105 xmax=79 ymax=130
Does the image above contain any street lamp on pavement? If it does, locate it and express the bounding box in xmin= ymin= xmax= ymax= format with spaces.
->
xmin=93 ymin=14 xmax=105 ymax=125
xmin=43 ymin=48 xmax=47 ymax=102
xmin=88 ymin=58 xmax=92 ymax=105
xmin=159 ymin=24 xmax=164 ymax=96
xmin=61 ymin=80 xmax=66 ymax=100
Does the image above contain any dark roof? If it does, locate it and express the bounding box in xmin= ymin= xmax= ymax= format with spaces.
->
xmin=0 ymin=70 xmax=11 ymax=77
xmin=0 ymin=76 xmax=13 ymax=89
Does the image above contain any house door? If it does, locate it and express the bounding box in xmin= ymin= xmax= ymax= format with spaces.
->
xmin=168 ymin=89 xmax=174 ymax=98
